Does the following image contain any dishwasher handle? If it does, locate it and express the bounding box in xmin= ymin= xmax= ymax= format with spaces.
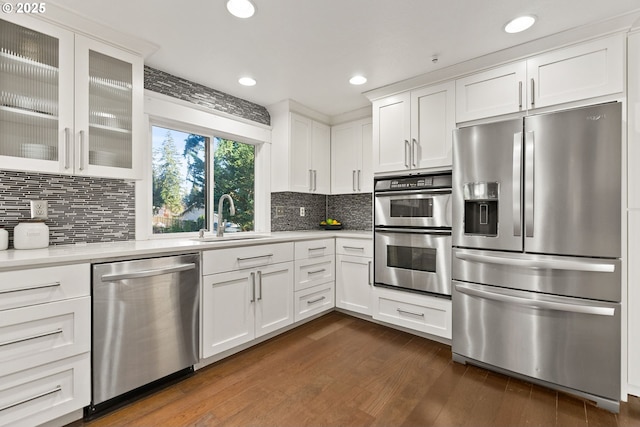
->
xmin=100 ymin=263 xmax=197 ymax=282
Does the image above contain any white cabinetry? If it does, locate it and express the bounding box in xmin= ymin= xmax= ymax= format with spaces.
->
xmin=372 ymin=286 xmax=451 ymax=339
xmin=0 ymin=264 xmax=90 ymax=427
xmin=331 ymin=118 xmax=373 ymax=194
xmin=201 ymin=243 xmax=294 ymax=358
xmin=0 ymin=14 xmax=143 ymax=179
xmin=335 ymin=238 xmax=373 ymax=315
xmin=294 ymin=239 xmax=335 ymax=321
xmin=456 ymin=34 xmax=624 ymax=122
xmin=372 ymin=81 xmax=455 ymax=174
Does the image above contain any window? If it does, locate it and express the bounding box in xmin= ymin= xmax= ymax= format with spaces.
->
xmin=151 ymin=125 xmax=255 ymax=235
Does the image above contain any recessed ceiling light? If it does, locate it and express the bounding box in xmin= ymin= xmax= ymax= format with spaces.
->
xmin=227 ymin=0 xmax=255 ymax=18
xmin=238 ymin=77 xmax=256 ymax=86
xmin=504 ymin=15 xmax=536 ymax=33
xmin=349 ymin=75 xmax=367 ymax=85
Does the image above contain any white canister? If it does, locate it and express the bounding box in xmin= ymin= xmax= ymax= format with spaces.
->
xmin=0 ymin=228 xmax=7 ymax=250
xmin=14 ymin=220 xmax=49 ymax=249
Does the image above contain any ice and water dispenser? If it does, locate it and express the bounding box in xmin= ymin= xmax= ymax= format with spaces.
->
xmin=463 ymin=182 xmax=499 ymax=236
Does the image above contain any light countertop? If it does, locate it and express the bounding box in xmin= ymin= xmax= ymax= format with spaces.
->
xmin=0 ymin=230 xmax=372 ymax=271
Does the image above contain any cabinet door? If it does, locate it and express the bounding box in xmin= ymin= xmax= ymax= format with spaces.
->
xmin=331 ymin=122 xmax=360 ymax=194
xmin=335 ymin=255 xmax=372 ymax=315
xmin=411 ymin=82 xmax=455 ymax=169
xmin=74 ymin=35 xmax=142 ymax=179
xmin=311 ymin=120 xmax=331 ymax=194
xmin=360 ymin=120 xmax=373 ymax=192
xmin=0 ymin=14 xmax=74 ymax=175
xmin=629 ymin=211 xmax=640 ymax=393
xmin=372 ymin=92 xmax=411 ymax=173
xmin=289 ymin=112 xmax=313 ymax=192
xmin=456 ymin=62 xmax=526 ymax=122
xmin=254 ymin=262 xmax=294 ymax=338
xmin=201 ymin=271 xmax=254 ymax=358
xmin=527 ymin=34 xmax=624 ymax=110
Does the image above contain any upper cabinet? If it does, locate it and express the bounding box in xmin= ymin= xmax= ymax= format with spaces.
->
xmin=0 ymin=15 xmax=143 ymax=179
xmin=331 ymin=118 xmax=372 ymax=194
xmin=372 ymin=81 xmax=454 ymax=174
xmin=456 ymin=34 xmax=624 ymax=123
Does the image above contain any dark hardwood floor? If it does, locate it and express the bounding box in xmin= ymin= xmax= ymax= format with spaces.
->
xmin=79 ymin=311 xmax=640 ymax=426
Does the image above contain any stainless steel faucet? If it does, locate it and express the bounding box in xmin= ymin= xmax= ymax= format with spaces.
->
xmin=216 ymin=194 xmax=236 ymax=237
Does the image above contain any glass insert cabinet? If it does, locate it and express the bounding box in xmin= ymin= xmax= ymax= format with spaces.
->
xmin=0 ymin=14 xmax=142 ymax=179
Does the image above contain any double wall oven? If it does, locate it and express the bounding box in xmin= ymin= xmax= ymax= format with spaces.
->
xmin=374 ymin=173 xmax=452 ymax=297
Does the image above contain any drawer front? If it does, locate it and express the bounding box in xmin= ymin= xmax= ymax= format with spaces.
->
xmin=336 ymin=238 xmax=373 ymax=257
xmin=203 ymin=243 xmax=294 ymax=275
xmin=0 ymin=297 xmax=90 ymax=377
xmin=294 ymin=255 xmax=335 ymax=291
xmin=0 ymin=352 xmax=90 ymax=427
xmin=294 ymin=239 xmax=335 ymax=260
xmin=294 ymin=282 xmax=335 ymax=322
xmin=373 ymin=287 xmax=451 ymax=339
xmin=0 ymin=264 xmax=90 ymax=311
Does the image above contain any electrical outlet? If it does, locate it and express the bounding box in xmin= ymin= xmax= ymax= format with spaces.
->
xmin=299 ymin=207 xmax=305 ymax=217
xmin=275 ymin=206 xmax=284 ymax=218
xmin=30 ymin=200 xmax=48 ymax=219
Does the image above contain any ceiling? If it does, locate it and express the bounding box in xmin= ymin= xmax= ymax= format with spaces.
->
xmin=48 ymin=0 xmax=640 ymax=118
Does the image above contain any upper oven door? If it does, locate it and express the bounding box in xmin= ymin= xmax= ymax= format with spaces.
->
xmin=374 ymin=189 xmax=452 ymax=228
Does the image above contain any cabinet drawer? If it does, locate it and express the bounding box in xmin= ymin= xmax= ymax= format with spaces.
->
xmin=0 ymin=352 xmax=90 ymax=427
xmin=372 ymin=287 xmax=451 ymax=339
xmin=294 ymin=255 xmax=335 ymax=291
xmin=0 ymin=264 xmax=90 ymax=312
xmin=294 ymin=239 xmax=335 ymax=259
xmin=336 ymin=238 xmax=373 ymax=257
xmin=294 ymin=282 xmax=335 ymax=322
xmin=0 ymin=297 xmax=90 ymax=377
xmin=203 ymin=243 xmax=294 ymax=275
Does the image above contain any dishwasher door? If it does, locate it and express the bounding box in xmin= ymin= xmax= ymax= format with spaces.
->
xmin=91 ymin=254 xmax=200 ymax=407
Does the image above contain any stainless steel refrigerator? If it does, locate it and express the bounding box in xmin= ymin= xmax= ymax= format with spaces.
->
xmin=451 ymin=102 xmax=622 ymax=412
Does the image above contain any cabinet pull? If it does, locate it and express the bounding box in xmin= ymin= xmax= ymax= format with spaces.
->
xmin=412 ymin=138 xmax=418 ymax=167
xmin=0 ymin=385 xmax=62 ymax=412
xmin=308 ymin=268 xmax=326 ymax=275
xmin=352 ymin=170 xmax=357 ymax=192
xmin=79 ymin=130 xmax=86 ymax=171
xmin=250 ymin=272 xmax=256 ymax=302
xmin=518 ymin=81 xmax=523 ymax=108
xmin=314 ymin=170 xmax=317 ymax=191
xmin=237 ymin=254 xmax=273 ymax=261
xmin=342 ymin=246 xmax=364 ymax=251
xmin=64 ymin=127 xmax=71 ymax=169
xmin=307 ymin=296 xmax=326 ymax=305
xmin=404 ymin=140 xmax=410 ymax=168
xmin=309 ymin=246 xmax=326 ymax=252
xmin=0 ymin=328 xmax=63 ymax=348
xmin=357 ymin=170 xmax=361 ymax=191
xmin=397 ymin=308 xmax=425 ymax=317
xmin=368 ymin=261 xmax=372 ymax=285
xmin=309 ymin=169 xmax=313 ymax=191
xmin=0 ymin=281 xmax=61 ymax=295
xmin=257 ymin=270 xmax=263 ymax=301
xmin=530 ymin=78 xmax=535 ymax=107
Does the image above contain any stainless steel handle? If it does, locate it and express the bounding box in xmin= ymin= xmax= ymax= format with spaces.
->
xmin=0 ymin=385 xmax=62 ymax=412
xmin=357 ymin=170 xmax=361 ymax=191
xmin=343 ymin=246 xmax=365 ymax=251
xmin=314 ymin=170 xmax=318 ymax=191
xmin=397 ymin=308 xmax=424 ymax=317
xmin=513 ymin=132 xmax=522 ymax=237
xmin=454 ymin=251 xmax=615 ymax=273
xmin=64 ymin=127 xmax=71 ymax=169
xmin=257 ymin=270 xmax=262 ymax=301
xmin=455 ymin=284 xmax=615 ymax=316
xmin=352 ymin=170 xmax=357 ymax=192
xmin=530 ymin=78 xmax=535 ymax=106
xmin=250 ymin=272 xmax=256 ymax=302
xmin=308 ymin=169 xmax=313 ymax=191
xmin=307 ymin=296 xmax=326 ymax=305
xmin=0 ymin=281 xmax=61 ymax=295
xmin=0 ymin=328 xmax=62 ymax=347
xmin=100 ymin=263 xmax=196 ymax=281
xmin=309 ymin=246 xmax=326 ymax=251
xmin=308 ymin=268 xmax=326 ymax=275
xmin=237 ymin=254 xmax=273 ymax=261
xmin=412 ymin=138 xmax=418 ymax=167
xmin=404 ymin=140 xmax=410 ymax=168
xmin=518 ymin=81 xmax=523 ymax=108
xmin=376 ymin=227 xmax=451 ymax=236
xmin=368 ymin=261 xmax=372 ymax=285
xmin=375 ymin=188 xmax=451 ymax=197
xmin=524 ymin=131 xmax=535 ymax=238
xmin=79 ymin=130 xmax=86 ymax=171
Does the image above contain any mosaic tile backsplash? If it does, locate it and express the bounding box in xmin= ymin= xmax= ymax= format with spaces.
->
xmin=0 ymin=171 xmax=135 ymax=247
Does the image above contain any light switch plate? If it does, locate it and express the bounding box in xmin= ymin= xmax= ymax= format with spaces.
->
xmin=30 ymin=200 xmax=48 ymax=219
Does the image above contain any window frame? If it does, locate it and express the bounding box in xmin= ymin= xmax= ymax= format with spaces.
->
xmin=136 ymin=91 xmax=271 ymax=240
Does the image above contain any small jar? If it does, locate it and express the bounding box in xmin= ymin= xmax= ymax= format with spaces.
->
xmin=14 ymin=220 xmax=49 ymax=249
xmin=0 ymin=228 xmax=8 ymax=250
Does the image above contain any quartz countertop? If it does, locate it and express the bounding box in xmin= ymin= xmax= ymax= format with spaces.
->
xmin=0 ymin=230 xmax=372 ymax=271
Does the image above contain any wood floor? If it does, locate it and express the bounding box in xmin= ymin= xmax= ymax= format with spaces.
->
xmin=78 ymin=311 xmax=640 ymax=427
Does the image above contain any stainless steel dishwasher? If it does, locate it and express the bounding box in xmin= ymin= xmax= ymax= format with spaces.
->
xmin=87 ymin=253 xmax=200 ymax=416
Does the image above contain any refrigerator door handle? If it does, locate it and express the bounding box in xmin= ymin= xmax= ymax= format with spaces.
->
xmin=454 ymin=251 xmax=616 ymax=273
xmin=513 ymin=133 xmax=522 ymax=237
xmin=524 ymin=131 xmax=535 ymax=237
xmin=454 ymin=283 xmax=615 ymax=316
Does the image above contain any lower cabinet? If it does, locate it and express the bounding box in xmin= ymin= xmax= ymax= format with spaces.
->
xmin=372 ymin=286 xmax=452 ymax=339
xmin=293 ymin=239 xmax=336 ymax=322
xmin=201 ymin=261 xmax=294 ymax=358
xmin=335 ymin=238 xmax=373 ymax=315
xmin=294 ymin=282 xmax=335 ymax=322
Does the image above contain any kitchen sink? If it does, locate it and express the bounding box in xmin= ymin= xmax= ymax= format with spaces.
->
xmin=191 ymin=233 xmax=270 ymax=242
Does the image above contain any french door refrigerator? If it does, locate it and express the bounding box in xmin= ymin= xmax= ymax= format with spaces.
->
xmin=451 ymin=102 xmax=622 ymax=412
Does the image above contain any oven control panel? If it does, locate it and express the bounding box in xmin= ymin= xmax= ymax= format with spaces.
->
xmin=375 ymin=173 xmax=451 ymax=191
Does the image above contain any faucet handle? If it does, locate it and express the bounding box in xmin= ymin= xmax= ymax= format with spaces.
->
xmin=198 ymin=229 xmax=206 ymax=238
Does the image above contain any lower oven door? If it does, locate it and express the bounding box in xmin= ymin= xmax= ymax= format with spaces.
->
xmin=452 ymin=281 xmax=620 ymax=402
xmin=374 ymin=228 xmax=451 ymax=296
